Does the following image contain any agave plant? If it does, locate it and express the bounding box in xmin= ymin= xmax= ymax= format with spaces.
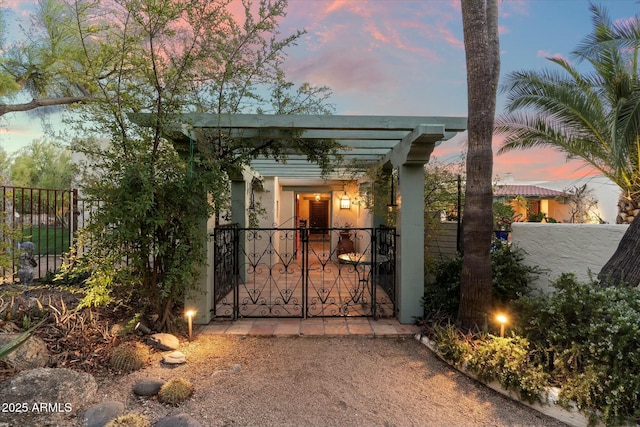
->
xmin=0 ymin=317 xmax=46 ymax=361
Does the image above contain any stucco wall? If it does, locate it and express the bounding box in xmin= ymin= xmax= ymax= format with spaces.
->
xmin=511 ymin=222 xmax=628 ymax=292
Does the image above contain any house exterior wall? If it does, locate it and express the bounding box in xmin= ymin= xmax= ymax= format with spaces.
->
xmin=511 ymin=222 xmax=627 ymax=292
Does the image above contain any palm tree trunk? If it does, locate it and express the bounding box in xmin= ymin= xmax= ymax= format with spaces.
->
xmin=599 ymin=193 xmax=640 ymax=286
xmin=457 ymin=0 xmax=500 ymax=330
xmin=616 ymin=195 xmax=640 ymax=224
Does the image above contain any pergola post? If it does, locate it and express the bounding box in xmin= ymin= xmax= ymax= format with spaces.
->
xmin=395 ymin=164 xmax=426 ymax=323
xmin=231 ymin=179 xmax=248 ymax=228
xmin=385 ymin=124 xmax=445 ymax=324
xmin=185 ymin=214 xmax=215 ymax=325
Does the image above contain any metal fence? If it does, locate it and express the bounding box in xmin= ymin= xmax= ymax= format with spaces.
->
xmin=1 ymin=186 xmax=88 ymax=283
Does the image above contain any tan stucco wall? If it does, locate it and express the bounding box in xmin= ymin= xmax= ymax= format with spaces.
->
xmin=511 ymin=222 xmax=628 ymax=292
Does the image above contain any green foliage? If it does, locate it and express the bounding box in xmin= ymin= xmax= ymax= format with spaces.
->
xmin=496 ymin=4 xmax=640 ymax=204
xmin=433 ymin=323 xmax=471 ymax=366
xmin=424 ymin=242 xmax=541 ymax=319
xmin=9 ymin=139 xmax=76 ymax=189
xmin=0 ymin=317 xmax=46 ymax=362
xmin=54 ymin=0 xmax=338 ymax=332
xmin=105 ymin=414 xmax=150 ymax=427
xmin=0 ymin=183 xmax=23 ymax=275
xmin=466 ymin=335 xmax=549 ymax=403
xmin=515 ymin=274 xmax=640 ymax=426
xmin=493 ymin=201 xmax=515 ymax=231
xmin=158 ymin=377 xmax=194 ymax=406
xmin=432 ymin=324 xmax=549 ymax=404
xmin=109 ymin=341 xmax=150 ymax=372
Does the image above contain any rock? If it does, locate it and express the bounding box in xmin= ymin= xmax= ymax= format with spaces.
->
xmin=83 ymin=401 xmax=124 ymax=427
xmin=133 ymin=378 xmax=165 ymax=396
xmin=0 ymin=367 xmax=97 ymax=427
xmin=0 ymin=333 xmax=49 ymax=370
xmin=155 ymin=413 xmax=202 ymax=427
xmin=162 ymin=350 xmax=187 ymax=366
xmin=147 ymin=333 xmax=180 ymax=351
xmin=231 ymin=363 xmax=242 ymax=373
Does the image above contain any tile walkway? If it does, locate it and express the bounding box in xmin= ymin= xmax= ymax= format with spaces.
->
xmin=197 ymin=317 xmax=419 ymax=337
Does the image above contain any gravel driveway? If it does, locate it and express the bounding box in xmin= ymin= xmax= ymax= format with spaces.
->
xmin=93 ymin=335 xmax=568 ymax=427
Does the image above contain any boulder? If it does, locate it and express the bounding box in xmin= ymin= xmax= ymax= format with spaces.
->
xmin=0 ymin=367 xmax=97 ymax=427
xmin=83 ymin=401 xmax=124 ymax=427
xmin=162 ymin=351 xmax=187 ymax=366
xmin=155 ymin=413 xmax=202 ymax=427
xmin=133 ymin=378 xmax=165 ymax=396
xmin=147 ymin=333 xmax=180 ymax=351
xmin=0 ymin=333 xmax=49 ymax=370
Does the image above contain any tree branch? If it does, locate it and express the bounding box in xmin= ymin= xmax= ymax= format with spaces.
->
xmin=0 ymin=96 xmax=89 ymax=116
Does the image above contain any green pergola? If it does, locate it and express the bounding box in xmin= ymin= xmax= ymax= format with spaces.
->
xmin=133 ymin=113 xmax=467 ymax=323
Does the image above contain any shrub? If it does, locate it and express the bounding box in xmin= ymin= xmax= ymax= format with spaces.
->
xmin=424 ymin=242 xmax=541 ymax=319
xmin=431 ymin=324 xmax=549 ymax=404
xmin=158 ymin=377 xmax=194 ymax=406
xmin=109 ymin=342 xmax=149 ymax=372
xmin=515 ymin=274 xmax=640 ymax=426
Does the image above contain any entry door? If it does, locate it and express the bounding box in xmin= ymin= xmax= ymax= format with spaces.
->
xmin=309 ymin=200 xmax=329 ymax=230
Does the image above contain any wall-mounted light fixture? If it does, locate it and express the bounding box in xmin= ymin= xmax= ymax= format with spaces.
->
xmin=340 ymin=185 xmax=351 ymax=209
xmin=340 ymin=194 xmax=351 ymax=209
xmin=314 ymin=193 xmax=321 ymax=201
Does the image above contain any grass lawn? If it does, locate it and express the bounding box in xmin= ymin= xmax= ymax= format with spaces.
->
xmin=23 ymin=226 xmax=71 ymax=255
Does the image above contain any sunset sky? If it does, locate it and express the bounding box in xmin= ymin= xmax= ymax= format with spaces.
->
xmin=1 ymin=0 xmax=638 ymax=182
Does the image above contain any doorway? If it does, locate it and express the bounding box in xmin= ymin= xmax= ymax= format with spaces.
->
xmin=309 ymin=200 xmax=329 ymax=230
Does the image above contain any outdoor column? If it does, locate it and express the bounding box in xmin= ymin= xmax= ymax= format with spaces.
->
xmin=231 ymin=179 xmax=248 ymax=227
xmin=396 ymin=163 xmax=425 ymax=324
xmin=185 ymin=214 xmax=215 ymax=325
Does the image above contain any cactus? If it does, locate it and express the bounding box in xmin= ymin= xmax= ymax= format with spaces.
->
xmin=109 ymin=341 xmax=149 ymax=372
xmin=105 ymin=413 xmax=150 ymax=427
xmin=158 ymin=377 xmax=194 ymax=406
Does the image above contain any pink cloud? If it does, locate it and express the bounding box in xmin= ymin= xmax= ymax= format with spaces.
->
xmin=537 ymin=50 xmax=566 ymax=61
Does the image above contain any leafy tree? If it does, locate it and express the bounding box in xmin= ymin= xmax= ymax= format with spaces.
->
xmin=495 ymin=4 xmax=640 ymax=225
xmin=57 ymin=0 xmax=338 ymax=331
xmin=9 ymin=139 xmax=75 ymax=189
xmin=458 ymin=0 xmax=500 ymax=330
xmin=0 ymin=0 xmax=91 ymax=116
xmin=0 ymin=145 xmax=9 ymax=175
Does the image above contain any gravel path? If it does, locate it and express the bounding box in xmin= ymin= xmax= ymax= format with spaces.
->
xmin=92 ymin=335 xmax=567 ymax=427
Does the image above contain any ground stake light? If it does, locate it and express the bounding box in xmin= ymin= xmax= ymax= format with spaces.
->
xmin=186 ymin=310 xmax=196 ymax=341
xmin=496 ymin=314 xmax=508 ymax=338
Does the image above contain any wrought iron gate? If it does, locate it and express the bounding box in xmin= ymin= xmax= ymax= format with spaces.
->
xmin=212 ymin=226 xmax=396 ymax=319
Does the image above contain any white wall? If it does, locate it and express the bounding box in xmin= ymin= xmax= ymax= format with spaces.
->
xmin=511 ymin=222 xmax=628 ymax=292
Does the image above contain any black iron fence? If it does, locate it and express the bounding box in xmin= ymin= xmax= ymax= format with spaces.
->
xmin=212 ymin=226 xmax=397 ymax=319
xmin=1 ymin=186 xmax=88 ymax=283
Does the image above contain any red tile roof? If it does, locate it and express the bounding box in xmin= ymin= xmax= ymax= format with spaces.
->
xmin=494 ymin=185 xmax=566 ymax=198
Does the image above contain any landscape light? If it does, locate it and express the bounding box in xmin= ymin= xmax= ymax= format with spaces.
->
xmin=185 ymin=310 xmax=196 ymax=341
xmin=496 ymin=314 xmax=508 ymax=338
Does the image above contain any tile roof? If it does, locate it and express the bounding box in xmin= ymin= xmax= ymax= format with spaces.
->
xmin=494 ymin=185 xmax=566 ymax=198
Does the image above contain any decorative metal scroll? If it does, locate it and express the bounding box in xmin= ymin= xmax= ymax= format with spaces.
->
xmin=212 ymin=225 xmax=396 ymax=319
xmin=212 ymin=224 xmax=237 ymax=317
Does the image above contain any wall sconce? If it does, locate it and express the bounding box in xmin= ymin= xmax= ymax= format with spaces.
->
xmin=314 ymin=193 xmax=321 ymax=201
xmin=340 ymin=194 xmax=351 ymax=209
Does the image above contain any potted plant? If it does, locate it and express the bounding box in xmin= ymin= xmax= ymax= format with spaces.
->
xmin=337 ymin=223 xmax=355 ymax=255
xmin=493 ymin=202 xmax=515 ymax=240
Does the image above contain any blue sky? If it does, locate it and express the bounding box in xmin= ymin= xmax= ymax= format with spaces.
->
xmin=1 ymin=0 xmax=638 ymax=180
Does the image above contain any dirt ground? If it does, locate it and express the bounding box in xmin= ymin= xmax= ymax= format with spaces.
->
xmin=86 ymin=335 xmax=567 ymax=427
